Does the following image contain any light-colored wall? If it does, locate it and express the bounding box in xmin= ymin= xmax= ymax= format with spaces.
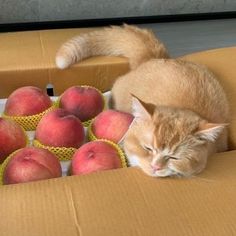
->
xmin=0 ymin=0 xmax=236 ymax=24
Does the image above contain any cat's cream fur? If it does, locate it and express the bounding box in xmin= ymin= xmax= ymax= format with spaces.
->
xmin=56 ymin=24 xmax=229 ymax=177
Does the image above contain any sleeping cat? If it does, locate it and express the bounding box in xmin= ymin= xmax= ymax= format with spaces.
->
xmin=56 ymin=24 xmax=229 ymax=177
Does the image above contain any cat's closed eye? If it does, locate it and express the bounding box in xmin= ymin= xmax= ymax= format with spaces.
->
xmin=164 ymin=156 xmax=178 ymax=160
xmin=142 ymin=145 xmax=153 ymax=152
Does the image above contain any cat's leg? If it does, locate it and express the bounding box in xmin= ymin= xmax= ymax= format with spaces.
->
xmin=215 ymin=128 xmax=228 ymax=152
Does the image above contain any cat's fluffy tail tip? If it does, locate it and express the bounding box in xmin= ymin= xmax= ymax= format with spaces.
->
xmin=55 ymin=55 xmax=71 ymax=69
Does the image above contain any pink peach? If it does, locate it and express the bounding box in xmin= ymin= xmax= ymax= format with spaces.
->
xmin=3 ymin=147 xmax=62 ymax=184
xmin=35 ymin=108 xmax=85 ymax=148
xmin=91 ymin=109 xmax=134 ymax=143
xmin=71 ymin=140 xmax=123 ymax=175
xmin=4 ymin=86 xmax=52 ymax=116
xmin=0 ymin=117 xmax=27 ymax=163
xmin=59 ymin=86 xmax=104 ymax=122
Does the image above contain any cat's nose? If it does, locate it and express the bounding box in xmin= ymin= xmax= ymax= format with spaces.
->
xmin=151 ymin=164 xmax=162 ymax=171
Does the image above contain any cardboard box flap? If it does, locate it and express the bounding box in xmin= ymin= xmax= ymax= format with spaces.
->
xmin=0 ymin=28 xmax=129 ymax=97
xmin=181 ymin=47 xmax=236 ymax=149
xmin=0 ymin=28 xmax=127 ymax=71
xmin=1 ymin=150 xmax=236 ymax=236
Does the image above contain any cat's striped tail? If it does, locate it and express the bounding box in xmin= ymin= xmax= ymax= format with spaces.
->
xmin=55 ymin=24 xmax=169 ymax=70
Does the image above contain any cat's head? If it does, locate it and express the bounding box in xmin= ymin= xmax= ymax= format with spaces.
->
xmin=123 ymin=96 xmax=226 ymax=177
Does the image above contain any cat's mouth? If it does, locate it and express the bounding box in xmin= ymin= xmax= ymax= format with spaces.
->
xmin=150 ymin=168 xmax=179 ymax=177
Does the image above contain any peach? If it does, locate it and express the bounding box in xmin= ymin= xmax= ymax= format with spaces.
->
xmin=59 ymin=86 xmax=104 ymax=122
xmin=35 ymin=108 xmax=85 ymax=148
xmin=3 ymin=147 xmax=62 ymax=184
xmin=71 ymin=140 xmax=124 ymax=175
xmin=90 ymin=109 xmax=134 ymax=143
xmin=0 ymin=117 xmax=27 ymax=163
xmin=4 ymin=86 xmax=52 ymax=116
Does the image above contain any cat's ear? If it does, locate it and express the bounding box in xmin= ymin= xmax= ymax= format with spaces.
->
xmin=131 ymin=94 xmax=155 ymax=120
xmin=195 ymin=122 xmax=228 ymax=142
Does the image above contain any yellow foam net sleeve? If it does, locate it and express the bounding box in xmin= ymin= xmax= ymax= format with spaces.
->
xmin=33 ymin=139 xmax=77 ymax=161
xmin=2 ymin=105 xmax=56 ymax=131
xmin=87 ymin=120 xmax=98 ymax=141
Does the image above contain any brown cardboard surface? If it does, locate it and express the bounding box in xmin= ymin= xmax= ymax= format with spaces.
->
xmin=1 ymin=150 xmax=236 ymax=236
xmin=181 ymin=47 xmax=236 ymax=149
xmin=0 ymin=28 xmax=129 ymax=97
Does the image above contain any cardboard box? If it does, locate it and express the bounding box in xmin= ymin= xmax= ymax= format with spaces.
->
xmin=0 ymin=28 xmax=129 ymax=97
xmin=0 ymin=28 xmax=236 ymax=236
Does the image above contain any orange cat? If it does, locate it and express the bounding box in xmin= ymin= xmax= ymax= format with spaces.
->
xmin=56 ymin=25 xmax=229 ymax=177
